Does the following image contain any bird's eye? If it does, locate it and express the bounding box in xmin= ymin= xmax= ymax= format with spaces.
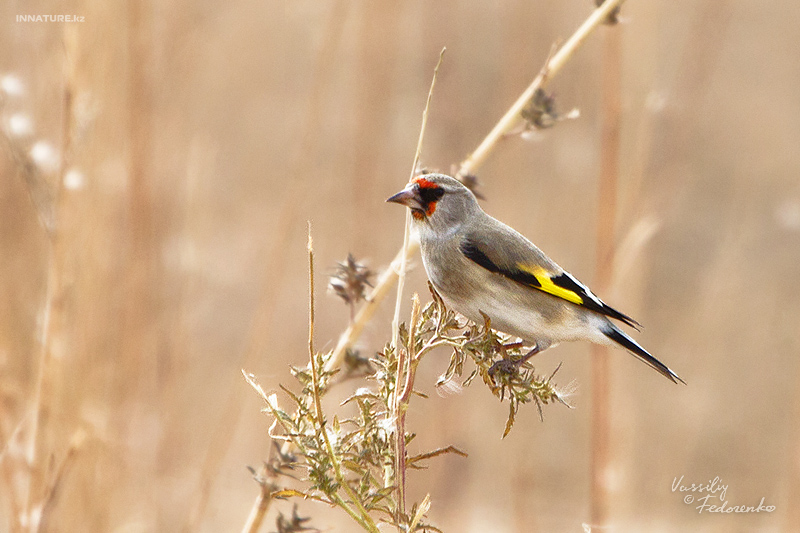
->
xmin=418 ymin=184 xmax=445 ymax=205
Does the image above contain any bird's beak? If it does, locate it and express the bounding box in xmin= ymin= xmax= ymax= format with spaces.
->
xmin=386 ymin=184 xmax=424 ymax=211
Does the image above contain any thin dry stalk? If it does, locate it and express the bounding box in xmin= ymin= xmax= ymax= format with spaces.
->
xmin=351 ymin=2 xmax=402 ymax=245
xmin=21 ymin=23 xmax=78 ymax=530
xmin=386 ymin=48 xmax=444 ymax=520
xmin=590 ymin=16 xmax=623 ymax=531
xmin=787 ymin=383 xmax=800 ymax=531
xmin=393 ymin=294 xmax=422 ymax=516
xmin=241 ymin=487 xmax=271 ymax=533
xmin=21 ymin=252 xmax=58 ymax=529
xmin=307 ymin=225 xmax=380 ymax=533
xmin=390 ymin=47 xmax=445 ymax=358
xmin=326 ymin=0 xmax=625 ymax=373
xmin=37 ymin=430 xmax=86 ymax=531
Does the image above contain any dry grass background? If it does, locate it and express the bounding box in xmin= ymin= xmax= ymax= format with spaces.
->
xmin=1 ymin=0 xmax=799 ymax=531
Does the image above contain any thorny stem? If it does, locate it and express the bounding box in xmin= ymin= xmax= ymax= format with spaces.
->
xmin=242 ymin=373 xmax=374 ymax=531
xmin=393 ymin=294 xmax=422 ymax=518
xmin=307 ymin=226 xmax=380 ymax=533
xmin=326 ymin=0 xmax=627 ymax=373
xmin=399 ymin=295 xmax=422 ymax=406
xmin=308 ymin=226 xmax=316 ymax=396
xmin=390 ymin=330 xmax=407 ymax=498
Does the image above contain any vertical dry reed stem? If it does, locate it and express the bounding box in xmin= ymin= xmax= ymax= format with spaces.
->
xmin=122 ymin=4 xmax=160 ymax=529
xmin=23 ymin=246 xmax=58 ymax=529
xmin=788 ymin=386 xmax=800 ymax=531
xmin=352 ymin=2 xmax=401 ymax=245
xmin=308 ymin=224 xmax=316 ymax=376
xmin=590 ymin=17 xmax=623 ymax=531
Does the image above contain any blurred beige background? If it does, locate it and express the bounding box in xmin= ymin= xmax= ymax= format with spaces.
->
xmin=1 ymin=1 xmax=799 ymax=532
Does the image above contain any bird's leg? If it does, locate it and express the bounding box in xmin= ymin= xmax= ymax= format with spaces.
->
xmin=489 ymin=343 xmax=542 ymax=378
xmin=498 ymin=340 xmax=524 ymax=358
xmin=517 ymin=344 xmax=543 ymax=365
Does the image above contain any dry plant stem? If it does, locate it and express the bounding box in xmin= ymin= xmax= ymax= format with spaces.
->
xmin=391 ymin=213 xmax=412 ymax=382
xmin=241 ymin=487 xmax=271 ymax=533
xmin=37 ymin=431 xmax=85 ymax=530
xmin=22 ymin=25 xmax=77 ymax=528
xmin=590 ymin=19 xmax=623 ymax=530
xmin=391 ymin=215 xmax=413 ymax=367
xmin=457 ymin=0 xmax=627 ymax=177
xmin=390 ymin=47 xmax=445 ymax=358
xmin=327 ymin=49 xmax=444 ymax=374
xmin=326 ymin=0 xmax=626 ymax=373
xmin=239 ymin=373 xmax=295 ymax=533
xmin=307 ymin=226 xmax=380 ymax=533
xmin=398 ymin=295 xmax=422 ymax=407
xmin=22 ymin=249 xmax=57 ymax=526
xmin=393 ymin=295 xmax=422 ymax=517
xmin=386 ymin=48 xmax=443 ymax=519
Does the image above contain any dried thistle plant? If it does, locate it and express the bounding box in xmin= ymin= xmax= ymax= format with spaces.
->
xmin=422 ymin=284 xmax=570 ymax=437
xmin=244 ymin=274 xmax=568 ymax=532
xmin=329 ymin=254 xmax=374 ymax=321
xmin=246 ymin=233 xmax=453 ymax=532
xmin=519 ymin=88 xmax=580 ymax=132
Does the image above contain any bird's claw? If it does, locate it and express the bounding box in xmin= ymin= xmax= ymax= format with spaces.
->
xmin=488 ymin=357 xmax=524 ymax=379
xmin=488 ymin=345 xmax=541 ymax=381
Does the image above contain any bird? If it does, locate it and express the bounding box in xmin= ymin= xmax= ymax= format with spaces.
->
xmin=386 ymin=173 xmax=683 ymax=383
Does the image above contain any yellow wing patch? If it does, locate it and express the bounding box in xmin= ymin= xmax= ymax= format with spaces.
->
xmin=517 ymin=264 xmax=584 ymax=305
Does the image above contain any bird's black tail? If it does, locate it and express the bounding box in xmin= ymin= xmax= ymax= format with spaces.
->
xmin=602 ymin=324 xmax=685 ymax=384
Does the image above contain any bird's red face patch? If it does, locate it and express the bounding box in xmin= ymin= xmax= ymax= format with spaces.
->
xmin=412 ymin=177 xmax=444 ymax=216
xmin=413 ymin=176 xmax=438 ymax=189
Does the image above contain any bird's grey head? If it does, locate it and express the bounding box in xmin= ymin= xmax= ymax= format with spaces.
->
xmin=386 ymin=174 xmax=481 ymax=236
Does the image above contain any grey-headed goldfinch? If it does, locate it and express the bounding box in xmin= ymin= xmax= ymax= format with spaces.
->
xmin=387 ymin=174 xmax=683 ymax=383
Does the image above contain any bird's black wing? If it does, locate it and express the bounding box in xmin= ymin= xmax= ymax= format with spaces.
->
xmin=459 ymin=235 xmax=640 ymax=329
